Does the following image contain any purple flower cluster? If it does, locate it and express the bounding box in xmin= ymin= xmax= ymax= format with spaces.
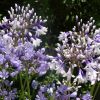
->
xmin=34 ymin=81 xmax=92 ymax=100
xmin=0 ymin=80 xmax=17 ymax=100
xmin=48 ymin=16 xmax=100 ymax=99
xmin=0 ymin=4 xmax=99 ymax=100
xmin=51 ymin=16 xmax=100 ymax=85
xmin=0 ymin=4 xmax=50 ymax=99
xmin=0 ymin=4 xmax=49 ymax=74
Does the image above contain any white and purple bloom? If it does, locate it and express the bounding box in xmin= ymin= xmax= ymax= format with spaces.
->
xmin=35 ymin=91 xmax=47 ymax=100
xmin=0 ymin=54 xmax=6 ymax=65
xmin=57 ymin=85 xmax=68 ymax=94
xmin=82 ymin=92 xmax=92 ymax=100
xmin=51 ymin=17 xmax=100 ymax=87
xmin=1 ymin=88 xmax=17 ymax=100
xmin=74 ymin=69 xmax=87 ymax=84
xmin=31 ymin=80 xmax=39 ymax=89
xmin=0 ymin=69 xmax=9 ymax=80
xmin=0 ymin=3 xmax=50 ymax=99
xmin=36 ymin=62 xmax=49 ymax=76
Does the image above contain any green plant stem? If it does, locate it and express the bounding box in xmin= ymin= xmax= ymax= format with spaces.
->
xmin=90 ymin=84 xmax=95 ymax=96
xmin=19 ymin=73 xmax=24 ymax=100
xmin=93 ymin=82 xmax=100 ymax=100
xmin=26 ymin=68 xmax=31 ymax=100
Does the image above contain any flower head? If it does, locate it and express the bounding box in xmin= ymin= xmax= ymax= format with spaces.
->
xmin=0 ymin=69 xmax=9 ymax=80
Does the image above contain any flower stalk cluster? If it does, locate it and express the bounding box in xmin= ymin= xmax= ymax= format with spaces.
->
xmin=49 ymin=16 xmax=100 ymax=99
xmin=0 ymin=4 xmax=50 ymax=100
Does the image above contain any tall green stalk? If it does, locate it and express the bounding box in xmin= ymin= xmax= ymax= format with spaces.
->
xmin=90 ymin=84 xmax=95 ymax=96
xmin=93 ymin=82 xmax=100 ymax=100
xmin=26 ymin=67 xmax=31 ymax=100
xmin=19 ymin=73 xmax=24 ymax=100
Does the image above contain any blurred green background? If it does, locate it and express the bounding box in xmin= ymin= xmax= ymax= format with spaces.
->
xmin=0 ymin=0 xmax=100 ymax=46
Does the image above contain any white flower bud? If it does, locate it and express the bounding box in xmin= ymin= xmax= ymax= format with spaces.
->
xmin=32 ymin=38 xmax=42 ymax=47
xmin=39 ymin=16 xmax=42 ymax=20
xmin=29 ymin=10 xmax=33 ymax=14
xmin=78 ymin=22 xmax=80 ymax=26
xmin=31 ymin=8 xmax=34 ymax=12
xmin=76 ymin=15 xmax=78 ymax=21
xmin=80 ymin=19 xmax=82 ymax=23
xmin=82 ymin=27 xmax=84 ymax=32
xmin=26 ymin=13 xmax=30 ymax=19
xmin=34 ymin=13 xmax=36 ymax=16
xmin=3 ymin=17 xmax=8 ymax=22
xmin=11 ymin=7 xmax=14 ymax=12
xmin=28 ymin=32 xmax=32 ymax=37
xmin=90 ymin=17 xmax=93 ymax=21
xmin=93 ymin=20 xmax=95 ymax=24
xmin=15 ymin=4 xmax=18 ymax=8
xmin=18 ymin=6 xmax=21 ymax=10
xmin=93 ymin=25 xmax=96 ymax=30
xmin=0 ymin=30 xmax=5 ymax=35
xmin=30 ymin=19 xmax=33 ymax=23
xmin=89 ymin=22 xmax=93 ymax=27
xmin=85 ymin=27 xmax=90 ymax=33
xmin=8 ymin=10 xmax=11 ymax=15
xmin=21 ymin=6 xmax=24 ymax=13
xmin=43 ymin=19 xmax=47 ymax=23
xmin=95 ymin=29 xmax=100 ymax=34
xmin=27 ymin=4 xmax=30 ymax=8
xmin=77 ymin=54 xmax=85 ymax=59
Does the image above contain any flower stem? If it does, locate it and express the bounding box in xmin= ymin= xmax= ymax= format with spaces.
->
xmin=93 ymin=82 xmax=100 ymax=100
xmin=19 ymin=73 xmax=24 ymax=100
xmin=26 ymin=68 xmax=31 ymax=100
xmin=90 ymin=84 xmax=95 ymax=96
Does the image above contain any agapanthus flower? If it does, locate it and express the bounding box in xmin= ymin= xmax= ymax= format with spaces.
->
xmin=35 ymin=91 xmax=47 ymax=100
xmin=0 ymin=88 xmax=17 ymax=100
xmin=0 ymin=3 xmax=50 ymax=100
xmin=0 ymin=54 xmax=6 ymax=64
xmin=0 ymin=3 xmax=50 ymax=75
xmin=4 ymin=80 xmax=13 ymax=87
xmin=74 ymin=69 xmax=87 ymax=84
xmin=0 ymin=69 xmax=9 ymax=80
xmin=31 ymin=80 xmax=39 ymax=89
xmin=82 ymin=92 xmax=92 ymax=100
xmin=36 ymin=61 xmax=49 ymax=76
xmin=50 ymin=16 xmax=100 ymax=86
xmin=0 ymin=4 xmax=47 ymax=47
xmin=0 ymin=89 xmax=8 ymax=97
xmin=34 ymin=82 xmax=85 ymax=100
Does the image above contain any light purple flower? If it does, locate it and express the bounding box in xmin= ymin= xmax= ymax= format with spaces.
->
xmin=31 ymin=80 xmax=38 ymax=89
xmin=0 ymin=69 xmax=9 ymax=80
xmin=35 ymin=91 xmax=47 ymax=100
xmin=82 ymin=92 xmax=92 ymax=100
xmin=0 ymin=89 xmax=8 ymax=96
xmin=74 ymin=69 xmax=86 ymax=84
xmin=40 ymin=85 xmax=47 ymax=93
xmin=4 ymin=80 xmax=13 ymax=87
xmin=10 ymin=71 xmax=19 ymax=77
xmin=4 ymin=89 xmax=17 ymax=100
xmin=70 ymin=91 xmax=77 ymax=98
xmin=57 ymin=85 xmax=68 ymax=94
xmin=0 ymin=54 xmax=6 ymax=64
xmin=36 ymin=62 xmax=49 ymax=76
xmin=10 ymin=57 xmax=22 ymax=70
